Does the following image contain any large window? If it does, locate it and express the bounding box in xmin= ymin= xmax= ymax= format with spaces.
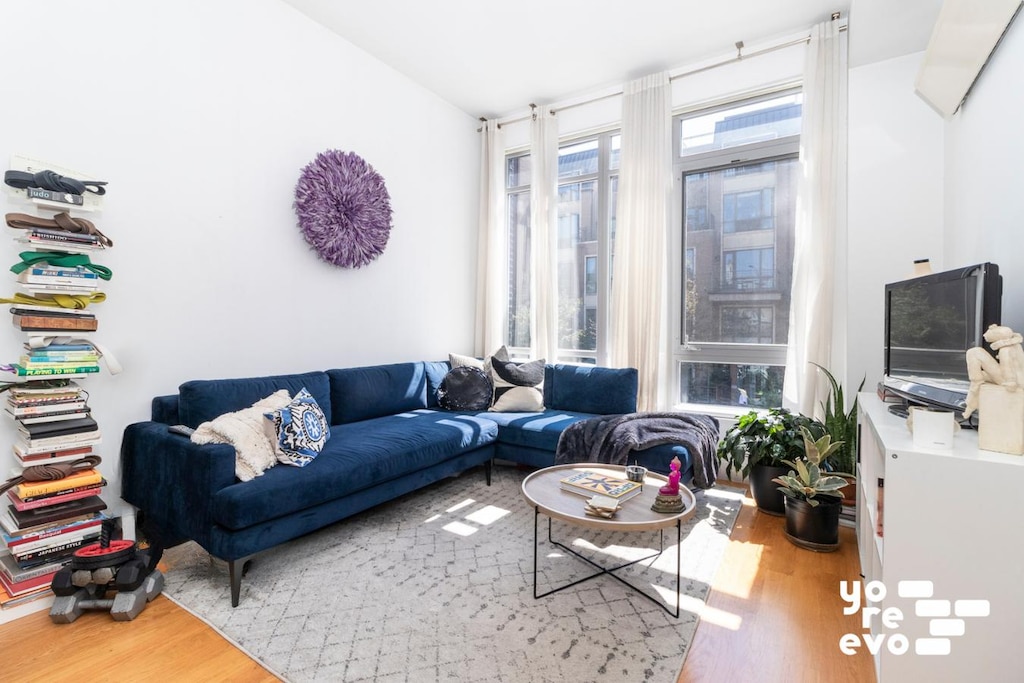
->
xmin=674 ymin=90 xmax=802 ymax=409
xmin=506 ymin=132 xmax=619 ymax=363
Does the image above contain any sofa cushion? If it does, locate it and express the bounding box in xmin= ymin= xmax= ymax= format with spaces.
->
xmin=212 ymin=409 xmax=499 ymax=529
xmin=263 ymin=388 xmax=330 ymax=467
xmin=548 ymin=364 xmax=638 ymax=414
xmin=327 ymin=362 xmax=428 ymax=425
xmin=178 ymin=372 xmax=331 ymax=429
xmin=479 ymin=409 xmax=597 ymax=452
xmin=423 ymin=360 xmax=450 ymax=408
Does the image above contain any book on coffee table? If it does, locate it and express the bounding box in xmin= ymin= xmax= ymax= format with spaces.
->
xmin=559 ymin=470 xmax=642 ymax=501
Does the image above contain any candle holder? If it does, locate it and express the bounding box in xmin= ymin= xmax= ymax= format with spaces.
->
xmin=625 ymin=465 xmax=647 ymax=484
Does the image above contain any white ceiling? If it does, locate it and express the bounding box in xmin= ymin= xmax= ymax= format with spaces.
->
xmin=280 ymin=0 xmax=944 ymax=118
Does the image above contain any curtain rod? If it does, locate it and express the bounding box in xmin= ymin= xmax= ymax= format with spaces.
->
xmin=480 ymin=19 xmax=846 ymax=129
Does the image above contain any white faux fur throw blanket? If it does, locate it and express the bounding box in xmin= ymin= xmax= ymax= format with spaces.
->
xmin=190 ymin=389 xmax=291 ymax=482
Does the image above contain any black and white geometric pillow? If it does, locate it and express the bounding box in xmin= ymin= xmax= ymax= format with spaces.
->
xmin=263 ymin=387 xmax=330 ymax=467
xmin=489 ymin=356 xmax=545 ymax=412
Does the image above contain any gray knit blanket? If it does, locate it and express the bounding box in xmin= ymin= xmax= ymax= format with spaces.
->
xmin=554 ymin=412 xmax=721 ymax=489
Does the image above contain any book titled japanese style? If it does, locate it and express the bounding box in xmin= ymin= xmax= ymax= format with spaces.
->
xmin=559 ymin=470 xmax=642 ymax=501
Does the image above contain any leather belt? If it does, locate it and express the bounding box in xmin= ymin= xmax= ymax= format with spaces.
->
xmin=10 ymin=251 xmax=113 ymax=280
xmin=0 ymin=291 xmax=106 ymax=310
xmin=4 ymin=169 xmax=107 ymax=195
xmin=5 ymin=212 xmax=113 ymax=248
xmin=0 ymin=455 xmax=103 ymax=496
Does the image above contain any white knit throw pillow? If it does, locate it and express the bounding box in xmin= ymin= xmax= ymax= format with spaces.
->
xmin=191 ymin=389 xmax=292 ymax=481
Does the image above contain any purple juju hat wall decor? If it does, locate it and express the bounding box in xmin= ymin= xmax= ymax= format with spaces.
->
xmin=294 ymin=149 xmax=393 ymax=268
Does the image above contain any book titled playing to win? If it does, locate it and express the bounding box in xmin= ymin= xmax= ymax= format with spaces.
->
xmin=560 ymin=470 xmax=642 ymax=501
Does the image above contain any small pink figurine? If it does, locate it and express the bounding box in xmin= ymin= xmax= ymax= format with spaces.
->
xmin=659 ymin=456 xmax=681 ymax=496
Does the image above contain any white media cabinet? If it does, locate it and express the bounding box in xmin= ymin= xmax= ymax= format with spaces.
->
xmin=856 ymin=392 xmax=1024 ymax=682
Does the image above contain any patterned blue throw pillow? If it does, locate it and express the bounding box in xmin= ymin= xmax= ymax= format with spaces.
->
xmin=263 ymin=388 xmax=330 ymax=467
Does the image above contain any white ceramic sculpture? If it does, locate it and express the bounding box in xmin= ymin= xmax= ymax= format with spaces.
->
xmin=963 ymin=324 xmax=1024 ymax=420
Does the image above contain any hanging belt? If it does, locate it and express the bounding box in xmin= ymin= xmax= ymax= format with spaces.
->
xmin=4 ymin=169 xmax=107 ymax=196
xmin=10 ymin=252 xmax=112 ymax=280
xmin=5 ymin=212 xmax=113 ymax=248
xmin=0 ymin=292 xmax=106 ymax=310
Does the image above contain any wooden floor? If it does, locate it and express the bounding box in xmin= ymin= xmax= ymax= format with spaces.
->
xmin=679 ymin=495 xmax=875 ymax=682
xmin=0 ymin=491 xmax=874 ymax=683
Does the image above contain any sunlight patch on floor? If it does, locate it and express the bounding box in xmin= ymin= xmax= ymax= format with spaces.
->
xmin=465 ymin=505 xmax=510 ymax=526
xmin=442 ymin=521 xmax=479 ymax=536
xmin=446 ymin=498 xmax=475 ymax=513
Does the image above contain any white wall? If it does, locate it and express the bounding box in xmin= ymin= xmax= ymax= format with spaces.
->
xmin=501 ymin=38 xmax=806 ymax=146
xmin=944 ymin=13 xmax=1024 ymax=333
xmin=0 ymin=1 xmax=479 ymax=508
xmin=846 ymin=51 xmax=945 ymax=391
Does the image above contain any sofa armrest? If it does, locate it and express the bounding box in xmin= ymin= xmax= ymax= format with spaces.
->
xmin=120 ymin=421 xmax=237 ymax=547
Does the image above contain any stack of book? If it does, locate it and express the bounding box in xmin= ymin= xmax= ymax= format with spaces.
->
xmin=14 ymin=228 xmax=105 ymax=255
xmin=5 ymin=337 xmax=100 ymax=378
xmin=17 ymin=264 xmax=99 ymax=295
xmin=0 ymin=471 xmax=107 ymax=608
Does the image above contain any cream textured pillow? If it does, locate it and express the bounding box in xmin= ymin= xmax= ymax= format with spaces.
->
xmin=191 ymin=389 xmax=292 ymax=482
xmin=449 ymin=345 xmax=509 ymax=371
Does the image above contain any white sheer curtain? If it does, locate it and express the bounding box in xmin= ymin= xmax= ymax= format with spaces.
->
xmin=610 ymin=72 xmax=673 ymax=411
xmin=530 ymin=109 xmax=559 ymax=362
xmin=474 ymin=120 xmax=506 ymax=357
xmin=783 ymin=19 xmax=848 ymax=415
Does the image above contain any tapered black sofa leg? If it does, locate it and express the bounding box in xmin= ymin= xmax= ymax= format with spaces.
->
xmin=485 ymin=458 xmax=493 ymax=486
xmin=228 ymin=556 xmax=252 ymax=607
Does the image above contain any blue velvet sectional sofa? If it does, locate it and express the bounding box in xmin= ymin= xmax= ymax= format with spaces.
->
xmin=120 ymin=361 xmax=693 ymax=606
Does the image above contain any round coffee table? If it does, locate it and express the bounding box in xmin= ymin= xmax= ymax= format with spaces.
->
xmin=521 ymin=463 xmax=696 ymax=617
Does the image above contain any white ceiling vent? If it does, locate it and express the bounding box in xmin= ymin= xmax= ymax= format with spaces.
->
xmin=915 ymin=0 xmax=1022 ymax=117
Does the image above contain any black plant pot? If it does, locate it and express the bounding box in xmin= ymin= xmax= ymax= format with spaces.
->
xmin=749 ymin=463 xmax=789 ymax=516
xmin=783 ymin=496 xmax=841 ymax=552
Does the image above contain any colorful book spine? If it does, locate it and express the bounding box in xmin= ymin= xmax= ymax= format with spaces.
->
xmin=14 ymin=534 xmax=99 ymax=566
xmin=0 ymin=552 xmax=68 ymax=584
xmin=23 ymin=354 xmax=100 ymax=363
xmin=15 ymin=436 xmax=101 ymax=456
xmin=13 ymin=443 xmax=94 ymax=461
xmin=0 ymin=567 xmax=57 ymax=597
xmin=15 ymin=470 xmax=102 ymax=498
xmin=7 ymin=401 xmax=86 ymax=416
xmin=27 ymin=267 xmax=97 ymax=280
xmin=6 ymin=525 xmax=101 ymax=554
xmin=6 ymin=364 xmax=100 ymax=376
xmin=12 ymin=316 xmax=99 ymax=332
xmin=9 ymin=482 xmax=106 ymax=509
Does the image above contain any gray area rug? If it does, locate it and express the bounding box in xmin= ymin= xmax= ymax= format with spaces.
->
xmin=161 ymin=465 xmax=742 ymax=683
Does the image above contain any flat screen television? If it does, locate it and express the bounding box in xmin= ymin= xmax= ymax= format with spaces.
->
xmin=882 ymin=262 xmax=1002 ymax=416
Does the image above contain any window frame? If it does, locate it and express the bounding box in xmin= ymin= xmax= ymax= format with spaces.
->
xmin=503 ymin=128 xmax=620 ymax=364
xmin=669 ymin=87 xmax=802 ymax=410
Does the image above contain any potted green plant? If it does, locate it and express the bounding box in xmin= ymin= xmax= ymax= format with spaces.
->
xmin=772 ymin=427 xmax=847 ymax=551
xmin=717 ymin=408 xmax=823 ymax=515
xmin=812 ymin=364 xmax=864 ymax=507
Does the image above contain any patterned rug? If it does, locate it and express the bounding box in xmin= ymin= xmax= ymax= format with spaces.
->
xmin=160 ymin=465 xmax=742 ymax=683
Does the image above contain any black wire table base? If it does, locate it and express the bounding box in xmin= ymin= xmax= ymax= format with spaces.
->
xmin=531 ymin=507 xmax=682 ymax=618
